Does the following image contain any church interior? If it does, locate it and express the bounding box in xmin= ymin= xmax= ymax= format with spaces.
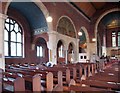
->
xmin=0 ymin=0 xmax=120 ymax=92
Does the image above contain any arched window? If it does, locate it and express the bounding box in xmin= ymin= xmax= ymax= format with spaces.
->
xmin=4 ymin=17 xmax=23 ymax=57
xmin=58 ymin=45 xmax=64 ymax=58
xmin=112 ymin=31 xmax=116 ymax=47
xmin=111 ymin=31 xmax=120 ymax=47
xmin=37 ymin=46 xmax=44 ymax=57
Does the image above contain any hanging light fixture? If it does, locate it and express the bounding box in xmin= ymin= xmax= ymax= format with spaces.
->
xmin=78 ymin=31 xmax=82 ymax=36
xmin=92 ymin=38 xmax=96 ymax=42
xmin=46 ymin=16 xmax=53 ymax=22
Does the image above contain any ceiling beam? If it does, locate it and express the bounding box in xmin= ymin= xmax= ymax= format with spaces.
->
xmin=70 ymin=2 xmax=91 ymax=21
xmin=90 ymin=2 xmax=97 ymax=11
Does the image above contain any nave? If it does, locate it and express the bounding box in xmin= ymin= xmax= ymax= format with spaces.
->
xmin=1 ymin=60 xmax=120 ymax=92
xmin=0 ymin=1 xmax=120 ymax=93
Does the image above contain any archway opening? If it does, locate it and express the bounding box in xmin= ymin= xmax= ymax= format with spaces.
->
xmin=78 ymin=28 xmax=89 ymax=63
xmin=68 ymin=43 xmax=74 ymax=63
xmin=97 ymin=11 xmax=120 ymax=58
xmin=35 ymin=37 xmax=48 ymax=64
xmin=79 ymin=29 xmax=87 ymax=53
xmin=57 ymin=40 xmax=65 ymax=64
xmin=57 ymin=17 xmax=76 ymax=38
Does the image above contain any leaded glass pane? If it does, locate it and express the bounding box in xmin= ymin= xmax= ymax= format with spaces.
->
xmin=118 ymin=32 xmax=120 ymax=46
xmin=5 ymin=23 xmax=9 ymax=31
xmin=11 ymin=31 xmax=16 ymax=42
xmin=37 ymin=46 xmax=39 ymax=57
xmin=10 ymin=19 xmax=14 ymax=24
xmin=11 ymin=42 xmax=16 ymax=56
xmin=10 ymin=24 xmax=14 ymax=31
xmin=6 ymin=18 xmax=9 ymax=23
xmin=39 ymin=46 xmax=43 ymax=57
xmin=17 ymin=43 xmax=22 ymax=56
xmin=112 ymin=37 xmax=116 ymax=47
xmin=112 ymin=32 xmax=116 ymax=47
xmin=4 ymin=42 xmax=8 ymax=56
xmin=4 ymin=29 xmax=8 ymax=41
xmin=17 ymin=33 xmax=22 ymax=42
xmin=14 ymin=23 xmax=19 ymax=32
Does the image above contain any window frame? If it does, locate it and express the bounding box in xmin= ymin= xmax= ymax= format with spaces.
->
xmin=36 ymin=45 xmax=44 ymax=58
xmin=58 ymin=45 xmax=64 ymax=58
xmin=4 ymin=17 xmax=23 ymax=58
xmin=111 ymin=31 xmax=120 ymax=47
xmin=112 ymin=31 xmax=116 ymax=47
xmin=118 ymin=31 xmax=120 ymax=47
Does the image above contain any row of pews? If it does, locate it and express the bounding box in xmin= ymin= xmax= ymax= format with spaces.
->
xmin=1 ymin=60 xmax=120 ymax=92
xmin=69 ymin=61 xmax=120 ymax=92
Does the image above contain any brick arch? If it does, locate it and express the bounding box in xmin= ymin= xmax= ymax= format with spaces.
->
xmin=33 ymin=33 xmax=49 ymax=45
xmin=56 ymin=15 xmax=77 ymax=38
xmin=79 ymin=26 xmax=90 ymax=59
xmin=94 ymin=8 xmax=120 ymax=54
xmin=32 ymin=33 xmax=49 ymax=51
xmin=57 ymin=39 xmax=66 ymax=64
xmin=80 ymin=26 xmax=90 ymax=43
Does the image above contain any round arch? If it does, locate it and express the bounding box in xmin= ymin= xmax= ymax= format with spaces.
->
xmin=57 ymin=39 xmax=66 ymax=64
xmin=57 ymin=39 xmax=66 ymax=48
xmin=79 ymin=26 xmax=90 ymax=59
xmin=67 ymin=42 xmax=75 ymax=63
xmin=33 ymin=34 xmax=49 ymax=45
xmin=4 ymin=0 xmax=53 ymax=30
xmin=94 ymin=8 xmax=120 ymax=53
xmin=68 ymin=42 xmax=75 ymax=53
xmin=79 ymin=26 xmax=90 ymax=52
xmin=56 ymin=15 xmax=77 ymax=38
xmin=80 ymin=26 xmax=90 ymax=43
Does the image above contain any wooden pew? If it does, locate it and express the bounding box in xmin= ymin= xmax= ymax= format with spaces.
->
xmin=3 ymin=76 xmax=25 ymax=92
xmin=52 ymin=71 xmax=63 ymax=91
xmin=46 ymin=72 xmax=53 ymax=91
xmin=33 ymin=74 xmax=44 ymax=91
xmin=3 ymin=69 xmax=55 ymax=92
xmin=78 ymin=61 xmax=120 ymax=91
xmin=4 ymin=62 xmax=99 ymax=92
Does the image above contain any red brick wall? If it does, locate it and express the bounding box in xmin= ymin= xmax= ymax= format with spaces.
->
xmin=1 ymin=2 xmax=7 ymax=14
xmin=43 ymin=2 xmax=90 ymax=38
xmin=5 ymin=8 xmax=49 ymax=64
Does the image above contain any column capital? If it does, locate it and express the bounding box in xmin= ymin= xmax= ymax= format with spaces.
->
xmin=0 ymin=13 xmax=8 ymax=19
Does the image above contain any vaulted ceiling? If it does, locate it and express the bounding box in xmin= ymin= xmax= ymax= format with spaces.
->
xmin=9 ymin=1 xmax=47 ymax=30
